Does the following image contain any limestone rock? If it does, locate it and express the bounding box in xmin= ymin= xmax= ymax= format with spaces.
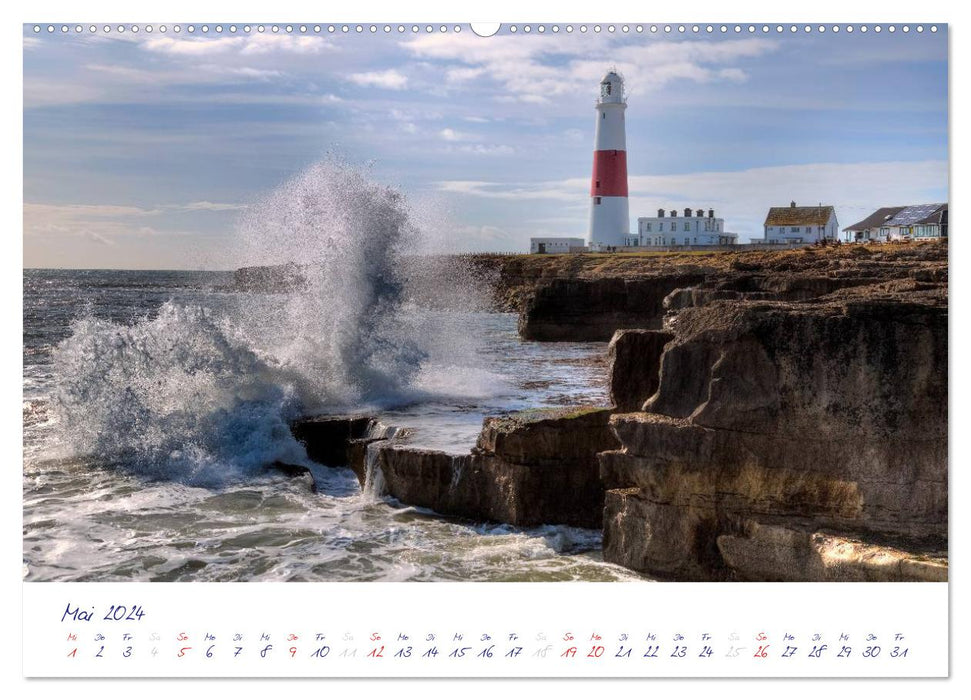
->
xmin=605 ymin=330 xmax=674 ymax=411
xmin=265 ymin=462 xmax=317 ymax=493
xmin=601 ymin=291 xmax=947 ymax=580
xmin=716 ymin=522 xmax=948 ymax=582
xmin=290 ymin=414 xmax=374 ymax=467
xmin=363 ymin=407 xmax=619 ymax=528
xmin=519 ymin=276 xmax=704 ymax=341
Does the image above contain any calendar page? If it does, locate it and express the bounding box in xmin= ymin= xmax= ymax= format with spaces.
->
xmin=18 ymin=1 xmax=953 ymax=685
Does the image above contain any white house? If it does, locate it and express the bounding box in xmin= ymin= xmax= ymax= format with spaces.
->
xmin=634 ymin=207 xmax=737 ymax=247
xmin=761 ymin=202 xmax=839 ymax=244
xmin=843 ymin=203 xmax=947 ymax=243
xmin=530 ymin=237 xmax=587 ymax=254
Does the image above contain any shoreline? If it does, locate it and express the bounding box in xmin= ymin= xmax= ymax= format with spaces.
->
xmin=288 ymin=240 xmax=948 ymax=582
xmin=22 ymin=241 xmax=948 ymax=582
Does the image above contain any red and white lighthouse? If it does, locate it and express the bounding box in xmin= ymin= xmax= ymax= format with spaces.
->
xmin=587 ymin=70 xmax=630 ymax=250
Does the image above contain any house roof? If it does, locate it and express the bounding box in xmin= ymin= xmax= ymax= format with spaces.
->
xmin=886 ymin=203 xmax=946 ymax=227
xmin=843 ymin=203 xmax=947 ymax=231
xmin=914 ymin=203 xmax=947 ymax=226
xmin=764 ymin=205 xmax=835 ymax=227
xmin=843 ymin=207 xmax=906 ymax=232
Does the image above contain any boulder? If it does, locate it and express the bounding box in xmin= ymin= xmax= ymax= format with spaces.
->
xmin=265 ymin=462 xmax=317 ymax=493
xmin=290 ymin=414 xmax=374 ymax=467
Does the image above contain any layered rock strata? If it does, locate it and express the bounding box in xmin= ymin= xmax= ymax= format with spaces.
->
xmin=353 ymin=407 xmax=619 ymax=529
xmin=600 ymin=288 xmax=947 ymax=581
xmin=517 ymin=242 xmax=947 ymax=341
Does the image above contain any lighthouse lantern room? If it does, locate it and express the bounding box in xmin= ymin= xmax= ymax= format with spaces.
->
xmin=587 ymin=70 xmax=630 ymax=251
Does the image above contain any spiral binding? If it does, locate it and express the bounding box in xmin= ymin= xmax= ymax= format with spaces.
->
xmin=30 ymin=23 xmax=941 ymax=36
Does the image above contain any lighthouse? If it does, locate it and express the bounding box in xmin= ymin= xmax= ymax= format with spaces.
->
xmin=587 ymin=70 xmax=630 ymax=250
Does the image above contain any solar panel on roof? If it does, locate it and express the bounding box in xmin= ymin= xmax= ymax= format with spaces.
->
xmin=887 ymin=204 xmax=943 ymax=226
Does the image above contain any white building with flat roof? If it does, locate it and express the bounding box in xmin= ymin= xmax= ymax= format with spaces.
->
xmin=633 ymin=207 xmax=737 ymax=247
xmin=530 ymin=237 xmax=586 ymax=254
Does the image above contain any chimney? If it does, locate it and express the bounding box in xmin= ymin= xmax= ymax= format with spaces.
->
xmin=684 ymin=207 xmax=691 ymax=217
xmin=708 ymin=208 xmax=714 ymax=218
xmin=790 ymin=200 xmax=796 ymax=208
xmin=658 ymin=208 xmax=665 ymax=217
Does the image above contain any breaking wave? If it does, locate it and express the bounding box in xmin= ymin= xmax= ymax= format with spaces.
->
xmin=49 ymin=159 xmax=494 ymax=486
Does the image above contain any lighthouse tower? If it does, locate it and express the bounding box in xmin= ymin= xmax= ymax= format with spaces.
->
xmin=587 ymin=70 xmax=630 ymax=250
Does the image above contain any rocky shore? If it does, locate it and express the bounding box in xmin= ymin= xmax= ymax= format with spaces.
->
xmin=279 ymin=241 xmax=948 ymax=582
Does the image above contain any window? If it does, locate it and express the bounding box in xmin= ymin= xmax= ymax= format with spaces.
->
xmin=594 ymin=197 xmax=602 ymax=205
xmin=658 ymin=223 xmax=664 ymax=232
xmin=646 ymin=223 xmax=652 ymax=232
xmin=683 ymin=222 xmax=690 ymax=231
xmin=791 ymin=227 xmax=800 ymax=233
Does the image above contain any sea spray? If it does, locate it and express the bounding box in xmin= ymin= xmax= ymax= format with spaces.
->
xmin=360 ymin=420 xmax=402 ymax=501
xmin=362 ymin=441 xmax=388 ymax=501
xmin=49 ymin=159 xmax=495 ymax=486
xmin=232 ymin=158 xmax=427 ymax=407
xmin=49 ymin=303 xmax=308 ymax=485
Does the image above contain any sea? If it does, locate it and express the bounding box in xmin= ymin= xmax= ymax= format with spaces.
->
xmin=22 ymin=267 xmax=651 ymax=583
xmin=22 ymin=162 xmax=651 ymax=583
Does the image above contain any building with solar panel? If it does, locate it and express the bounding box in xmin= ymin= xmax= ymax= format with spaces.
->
xmin=759 ymin=201 xmax=839 ymax=245
xmin=842 ymin=203 xmax=948 ymax=243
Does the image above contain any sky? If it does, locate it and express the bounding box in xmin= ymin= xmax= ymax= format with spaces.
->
xmin=23 ymin=23 xmax=949 ymax=269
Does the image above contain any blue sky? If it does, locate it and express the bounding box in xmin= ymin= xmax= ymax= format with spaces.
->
xmin=23 ymin=24 xmax=948 ymax=268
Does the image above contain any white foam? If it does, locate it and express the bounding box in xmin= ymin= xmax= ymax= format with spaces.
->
xmin=46 ymin=159 xmax=491 ymax=487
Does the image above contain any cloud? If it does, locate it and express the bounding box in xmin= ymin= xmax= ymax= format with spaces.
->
xmin=23 ymin=80 xmax=104 ymax=108
xmin=85 ymin=231 xmax=115 ymax=245
xmin=169 ymin=201 xmax=247 ymax=212
xmin=142 ymin=34 xmax=332 ymax=57
xmin=437 ymin=180 xmax=575 ymax=201
xmin=214 ymin=66 xmax=285 ymax=80
xmin=239 ymin=35 xmax=331 ymax=55
xmin=439 ymin=127 xmax=469 ymax=141
xmin=348 ymin=69 xmax=408 ymax=90
xmin=446 ymin=66 xmax=487 ymax=83
xmin=23 ymin=201 xmax=245 ymax=243
xmin=143 ymin=36 xmax=245 ymax=56
xmin=454 ymin=144 xmax=515 ymax=156
xmin=404 ymin=34 xmax=778 ymax=104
